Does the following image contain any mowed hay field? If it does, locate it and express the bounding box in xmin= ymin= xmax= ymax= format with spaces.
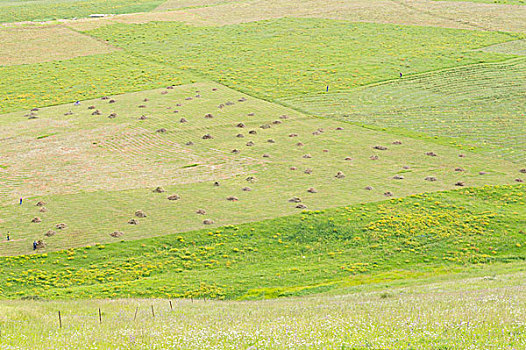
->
xmin=0 ymin=83 xmax=522 ymax=255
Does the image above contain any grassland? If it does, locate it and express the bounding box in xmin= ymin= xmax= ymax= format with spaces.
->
xmin=0 ymin=262 xmax=524 ymax=349
xmin=0 ymin=1 xmax=525 ymax=347
xmin=88 ymin=18 xmax=516 ymax=100
xmin=0 ymin=0 xmax=163 ymax=23
xmin=0 ymin=17 xmax=519 ymax=113
xmin=282 ymin=58 xmax=526 ymax=162
xmin=0 ymin=25 xmax=116 ymax=66
xmin=0 ymin=184 xmax=523 ymax=299
xmin=0 ymin=83 xmax=522 ymax=255
xmin=0 ymin=51 xmax=197 ymax=113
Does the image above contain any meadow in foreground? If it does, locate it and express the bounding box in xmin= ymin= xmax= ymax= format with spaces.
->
xmin=0 ymin=262 xmax=524 ymax=349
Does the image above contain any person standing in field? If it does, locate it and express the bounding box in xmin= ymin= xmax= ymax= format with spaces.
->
xmin=19 ymin=197 xmax=22 ymax=205
xmin=33 ymin=241 xmax=37 ymax=250
xmin=6 ymin=232 xmax=10 ymax=241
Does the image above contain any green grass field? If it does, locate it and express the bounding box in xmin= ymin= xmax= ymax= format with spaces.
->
xmin=0 ymin=262 xmax=524 ymax=349
xmin=1 ymin=1 xmax=525 ymax=348
xmin=0 ymin=184 xmax=523 ymax=299
xmin=282 ymin=58 xmax=526 ymax=162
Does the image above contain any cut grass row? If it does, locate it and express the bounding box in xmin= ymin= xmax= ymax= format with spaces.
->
xmin=0 ymin=184 xmax=523 ymax=299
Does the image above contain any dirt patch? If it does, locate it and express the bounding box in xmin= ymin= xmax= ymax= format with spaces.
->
xmin=56 ymin=223 xmax=67 ymax=230
xmin=425 ymin=176 xmax=437 ymax=181
xmin=31 ymin=217 xmax=42 ymax=223
xmin=44 ymin=230 xmax=56 ymax=237
xmin=196 ymin=209 xmax=206 ymax=215
xmin=167 ymin=194 xmax=181 ymax=200
xmin=335 ymin=171 xmax=345 ymax=179
xmin=226 ymin=196 xmax=239 ymax=201
xmin=203 ymin=219 xmax=214 ymax=225
xmin=128 ymin=219 xmax=138 ymax=225
xmin=110 ymin=231 xmax=124 ymax=238
xmin=307 ymin=187 xmax=317 ymax=193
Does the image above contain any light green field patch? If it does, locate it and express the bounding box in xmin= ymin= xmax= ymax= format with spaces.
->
xmin=478 ymin=39 xmax=526 ymax=56
xmin=0 ymin=0 xmax=164 ymax=23
xmin=281 ymin=58 xmax=526 ymax=162
xmin=0 ymin=25 xmax=117 ymax=66
xmin=0 ymin=83 xmax=521 ymax=255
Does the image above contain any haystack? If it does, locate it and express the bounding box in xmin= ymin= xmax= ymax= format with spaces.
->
xmin=135 ymin=210 xmax=147 ymax=218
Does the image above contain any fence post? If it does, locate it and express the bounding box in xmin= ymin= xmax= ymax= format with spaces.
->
xmin=169 ymin=300 xmax=173 ymax=311
xmin=58 ymin=311 xmax=62 ymax=329
xmin=134 ymin=307 xmax=138 ymax=321
xmin=151 ymin=305 xmax=155 ymax=318
xmin=98 ymin=308 xmax=102 ymax=324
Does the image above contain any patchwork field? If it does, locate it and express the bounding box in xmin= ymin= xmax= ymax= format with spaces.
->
xmin=0 ymin=184 xmax=524 ymax=299
xmin=61 ymin=0 xmax=526 ymax=34
xmin=1 ymin=0 xmax=525 ymax=348
xmin=0 ymin=83 xmax=522 ymax=256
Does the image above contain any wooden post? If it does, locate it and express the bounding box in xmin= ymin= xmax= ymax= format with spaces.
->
xmin=134 ymin=306 xmax=138 ymax=321
xmin=169 ymin=300 xmax=173 ymax=311
xmin=58 ymin=311 xmax=62 ymax=328
xmin=151 ymin=305 xmax=155 ymax=318
xmin=98 ymin=308 xmax=102 ymax=324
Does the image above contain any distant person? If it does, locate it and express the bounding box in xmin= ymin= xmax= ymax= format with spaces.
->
xmin=6 ymin=232 xmax=10 ymax=241
xmin=33 ymin=241 xmax=37 ymax=250
xmin=74 ymin=101 xmax=80 ymax=106
xmin=326 ymin=85 xmax=329 ymax=92
xmin=399 ymin=72 xmax=403 ymax=78
xmin=19 ymin=197 xmax=22 ymax=205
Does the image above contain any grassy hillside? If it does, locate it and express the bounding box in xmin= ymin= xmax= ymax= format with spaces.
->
xmin=0 ymin=184 xmax=523 ymax=299
xmin=0 ymin=83 xmax=521 ymax=255
xmin=0 ymin=262 xmax=524 ymax=349
xmin=282 ymin=58 xmax=526 ymax=162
